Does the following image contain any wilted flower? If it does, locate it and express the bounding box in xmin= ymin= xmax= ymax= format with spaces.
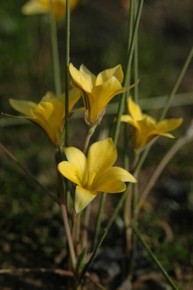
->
xmin=9 ymin=89 xmax=80 ymax=146
xmin=58 ymin=138 xmax=136 ymax=213
xmin=121 ymin=98 xmax=183 ymax=149
xmin=69 ymin=63 xmax=127 ymax=126
xmin=22 ymin=0 xmax=78 ymax=21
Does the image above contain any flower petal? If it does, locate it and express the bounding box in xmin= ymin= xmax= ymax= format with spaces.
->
xmin=68 ymin=87 xmax=81 ymax=111
xmin=69 ymin=63 xmax=93 ymax=93
xmin=156 ymin=118 xmax=183 ymax=133
xmin=58 ymin=161 xmax=81 ymax=185
xmin=93 ymin=167 xmax=136 ymax=192
xmin=93 ymin=173 xmax=126 ymax=193
xmin=95 ymin=64 xmax=123 ymax=85
xmin=9 ymin=99 xmax=36 ymax=117
xmin=88 ymin=138 xmax=117 ymax=173
xmin=75 ymin=186 xmax=96 ymax=213
xmin=121 ymin=115 xmax=137 ymax=127
xmin=107 ymin=167 xmax=137 ymax=182
xmin=80 ymin=65 xmax=96 ymax=88
xmin=22 ymin=0 xmax=78 ymax=21
xmin=128 ymin=98 xmax=143 ymax=120
xmin=22 ymin=0 xmax=47 ymax=15
xmin=93 ymin=76 xmax=122 ymax=107
xmin=64 ymin=147 xmax=87 ymax=183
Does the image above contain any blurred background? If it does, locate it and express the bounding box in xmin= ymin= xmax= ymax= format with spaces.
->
xmin=0 ymin=0 xmax=193 ymax=289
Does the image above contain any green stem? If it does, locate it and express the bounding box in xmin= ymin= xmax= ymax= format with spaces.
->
xmin=93 ymin=193 xmax=106 ymax=249
xmin=80 ymin=125 xmax=97 ymax=252
xmin=113 ymin=0 xmax=144 ymax=146
xmin=80 ymin=185 xmax=132 ymax=280
xmin=83 ymin=124 xmax=97 ymax=154
xmin=61 ymin=202 xmax=77 ymax=270
xmin=49 ymin=1 xmax=61 ymax=97
xmin=133 ymin=0 xmax=139 ymax=103
xmin=55 ymin=151 xmax=77 ymax=270
xmin=132 ymin=225 xmax=181 ymax=290
xmin=64 ymin=0 xmax=71 ymax=147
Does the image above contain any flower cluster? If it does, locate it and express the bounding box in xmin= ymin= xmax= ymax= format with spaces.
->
xmin=9 ymin=63 xmax=182 ymax=213
xmin=7 ymin=2 xmax=168 ymax=213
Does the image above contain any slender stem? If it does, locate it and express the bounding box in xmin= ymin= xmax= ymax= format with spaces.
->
xmin=132 ymin=225 xmax=181 ymax=290
xmin=127 ymin=183 xmax=139 ymax=280
xmin=73 ymin=213 xmax=82 ymax=255
xmin=83 ymin=125 xmax=97 ymax=154
xmin=55 ymin=151 xmax=77 ymax=270
xmin=64 ymin=0 xmax=71 ymax=147
xmin=82 ymin=205 xmax=91 ymax=249
xmin=61 ymin=203 xmax=77 ymax=269
xmin=0 ymin=142 xmax=58 ymax=203
xmin=93 ymin=193 xmax=106 ymax=249
xmin=80 ymin=125 xmax=97 ymax=252
xmin=49 ymin=1 xmax=61 ymax=97
xmin=113 ymin=0 xmax=144 ymax=146
xmin=136 ymin=130 xmax=193 ymax=214
xmin=124 ymin=0 xmax=139 ymax=266
xmin=133 ymin=0 xmax=139 ymax=103
xmin=80 ymin=185 xmax=132 ymax=280
xmin=160 ymin=46 xmax=193 ymax=120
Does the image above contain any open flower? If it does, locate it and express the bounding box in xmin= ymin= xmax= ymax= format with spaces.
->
xmin=22 ymin=0 xmax=78 ymax=21
xmin=9 ymin=88 xmax=80 ymax=147
xmin=58 ymin=138 xmax=136 ymax=213
xmin=121 ymin=98 xmax=183 ymax=149
xmin=69 ymin=63 xmax=127 ymax=126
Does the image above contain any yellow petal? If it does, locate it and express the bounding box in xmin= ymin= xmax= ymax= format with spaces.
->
xmin=97 ymin=180 xmax=126 ymax=193
xmin=80 ymin=65 xmax=96 ymax=89
xmin=121 ymin=115 xmax=137 ymax=126
xmin=68 ymin=88 xmax=81 ymax=111
xmin=156 ymin=118 xmax=183 ymax=133
xmin=93 ymin=76 xmax=122 ymax=105
xmin=33 ymin=99 xmax=64 ymax=144
xmin=69 ymin=63 xmax=93 ymax=93
xmin=128 ymin=98 xmax=143 ymax=120
xmin=87 ymin=77 xmax=122 ymax=124
xmin=75 ymin=186 xmax=96 ymax=213
xmin=107 ymin=167 xmax=137 ymax=183
xmin=22 ymin=0 xmax=47 ymax=15
xmin=64 ymin=147 xmax=87 ymax=183
xmin=22 ymin=0 xmax=78 ymax=21
xmin=9 ymin=99 xmax=36 ymax=117
xmin=95 ymin=64 xmax=123 ymax=85
xmin=93 ymin=167 xmax=136 ymax=192
xmin=88 ymin=138 xmax=117 ymax=173
xmin=133 ymin=116 xmax=156 ymax=148
xmin=93 ymin=173 xmax=126 ymax=193
xmin=58 ymin=161 xmax=81 ymax=185
xmin=157 ymin=132 xmax=175 ymax=138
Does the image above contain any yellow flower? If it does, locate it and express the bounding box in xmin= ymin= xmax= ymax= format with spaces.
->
xmin=121 ymin=98 xmax=183 ymax=149
xmin=69 ymin=63 xmax=127 ymax=126
xmin=9 ymin=89 xmax=80 ymax=146
xmin=58 ymin=138 xmax=136 ymax=213
xmin=22 ymin=0 xmax=78 ymax=21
